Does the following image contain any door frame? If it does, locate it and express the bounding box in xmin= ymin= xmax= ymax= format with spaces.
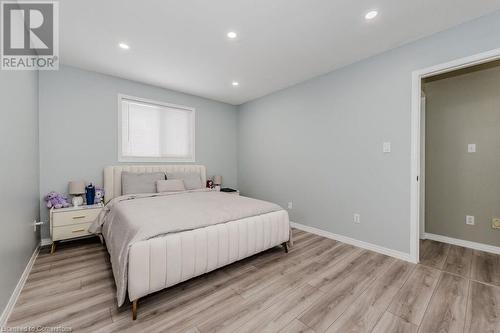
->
xmin=410 ymin=47 xmax=500 ymax=263
xmin=419 ymin=94 xmax=426 ymax=240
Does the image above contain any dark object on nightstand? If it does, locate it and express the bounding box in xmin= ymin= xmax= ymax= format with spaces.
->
xmin=220 ymin=188 xmax=237 ymax=193
xmin=85 ymin=183 xmax=95 ymax=205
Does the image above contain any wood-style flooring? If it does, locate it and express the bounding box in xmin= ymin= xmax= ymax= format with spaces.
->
xmin=6 ymin=231 xmax=500 ymax=333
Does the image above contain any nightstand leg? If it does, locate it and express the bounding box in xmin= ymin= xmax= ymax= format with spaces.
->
xmin=50 ymin=242 xmax=56 ymax=254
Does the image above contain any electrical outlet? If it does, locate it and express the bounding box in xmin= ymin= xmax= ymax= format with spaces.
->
xmin=466 ymin=215 xmax=475 ymax=226
xmin=287 ymin=202 xmax=293 ymax=209
xmin=468 ymin=144 xmax=476 ymax=153
xmin=492 ymin=218 xmax=500 ymax=229
xmin=353 ymin=213 xmax=361 ymax=224
xmin=383 ymin=142 xmax=391 ymax=153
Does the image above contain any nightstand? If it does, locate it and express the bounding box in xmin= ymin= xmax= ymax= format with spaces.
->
xmin=49 ymin=204 xmax=103 ymax=254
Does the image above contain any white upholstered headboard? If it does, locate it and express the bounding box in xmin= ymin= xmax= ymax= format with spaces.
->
xmin=104 ymin=165 xmax=207 ymax=203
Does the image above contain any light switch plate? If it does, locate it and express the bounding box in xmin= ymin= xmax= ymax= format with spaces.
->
xmin=492 ymin=218 xmax=500 ymax=229
xmin=468 ymin=144 xmax=476 ymax=153
xmin=383 ymin=142 xmax=391 ymax=153
xmin=466 ymin=215 xmax=475 ymax=225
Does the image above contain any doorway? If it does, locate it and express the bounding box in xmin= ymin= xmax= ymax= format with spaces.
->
xmin=410 ymin=48 xmax=500 ymax=263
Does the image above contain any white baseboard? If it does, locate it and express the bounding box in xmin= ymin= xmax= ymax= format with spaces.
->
xmin=290 ymin=222 xmax=414 ymax=263
xmin=0 ymin=245 xmax=39 ymax=328
xmin=423 ymin=232 xmax=500 ymax=255
xmin=40 ymin=238 xmax=52 ymax=246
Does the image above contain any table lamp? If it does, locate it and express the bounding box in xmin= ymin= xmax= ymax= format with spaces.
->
xmin=69 ymin=181 xmax=85 ymax=207
xmin=213 ymin=175 xmax=222 ymax=191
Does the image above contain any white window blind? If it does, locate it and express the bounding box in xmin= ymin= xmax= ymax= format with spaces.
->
xmin=118 ymin=95 xmax=195 ymax=162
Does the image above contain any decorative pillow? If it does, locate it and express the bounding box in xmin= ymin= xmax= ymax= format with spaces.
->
xmin=156 ymin=179 xmax=186 ymax=193
xmin=166 ymin=172 xmax=203 ymax=190
xmin=121 ymin=172 xmax=165 ymax=195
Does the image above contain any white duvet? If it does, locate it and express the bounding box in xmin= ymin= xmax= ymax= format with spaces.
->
xmin=89 ymin=189 xmax=284 ymax=306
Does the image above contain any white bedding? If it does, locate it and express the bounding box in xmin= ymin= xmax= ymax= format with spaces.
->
xmin=90 ymin=189 xmax=286 ymax=306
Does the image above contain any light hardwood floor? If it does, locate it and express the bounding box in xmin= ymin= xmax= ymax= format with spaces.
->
xmin=6 ymin=231 xmax=500 ymax=333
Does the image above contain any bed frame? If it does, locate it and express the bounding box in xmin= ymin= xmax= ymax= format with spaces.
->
xmin=103 ymin=165 xmax=290 ymax=320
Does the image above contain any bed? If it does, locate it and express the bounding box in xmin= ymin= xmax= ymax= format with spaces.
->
xmin=92 ymin=165 xmax=290 ymax=320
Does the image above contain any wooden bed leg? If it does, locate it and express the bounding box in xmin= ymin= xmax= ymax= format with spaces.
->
xmin=132 ymin=299 xmax=138 ymax=320
xmin=282 ymin=242 xmax=288 ymax=253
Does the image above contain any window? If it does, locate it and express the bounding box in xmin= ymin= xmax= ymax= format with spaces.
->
xmin=118 ymin=94 xmax=195 ymax=162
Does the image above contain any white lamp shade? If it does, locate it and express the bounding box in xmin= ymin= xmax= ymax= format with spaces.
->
xmin=213 ymin=175 xmax=222 ymax=185
xmin=68 ymin=181 xmax=85 ymax=195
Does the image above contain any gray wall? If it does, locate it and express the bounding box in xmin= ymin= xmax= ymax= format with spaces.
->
xmin=237 ymin=10 xmax=500 ymax=254
xmin=424 ymin=65 xmax=500 ymax=247
xmin=39 ymin=66 xmax=238 ymax=239
xmin=0 ymin=71 xmax=40 ymax=313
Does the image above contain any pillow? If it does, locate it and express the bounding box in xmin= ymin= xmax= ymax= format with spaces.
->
xmin=121 ymin=172 xmax=165 ymax=195
xmin=156 ymin=179 xmax=186 ymax=193
xmin=166 ymin=172 xmax=203 ymax=190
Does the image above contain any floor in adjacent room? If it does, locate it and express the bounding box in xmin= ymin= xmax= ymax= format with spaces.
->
xmin=6 ymin=230 xmax=500 ymax=333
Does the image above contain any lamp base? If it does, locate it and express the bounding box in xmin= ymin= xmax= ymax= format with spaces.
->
xmin=72 ymin=195 xmax=84 ymax=207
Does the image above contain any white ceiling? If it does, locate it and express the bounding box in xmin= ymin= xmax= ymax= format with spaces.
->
xmin=60 ymin=0 xmax=500 ymax=105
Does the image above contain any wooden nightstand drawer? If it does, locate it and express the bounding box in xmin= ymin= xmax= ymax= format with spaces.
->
xmin=52 ymin=208 xmax=100 ymax=227
xmin=52 ymin=222 xmax=93 ymax=241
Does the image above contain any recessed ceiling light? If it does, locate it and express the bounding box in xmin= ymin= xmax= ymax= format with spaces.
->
xmin=118 ymin=42 xmax=130 ymax=50
xmin=232 ymin=81 xmax=239 ymax=86
xmin=365 ymin=10 xmax=378 ymax=20
xmin=227 ymin=31 xmax=237 ymax=39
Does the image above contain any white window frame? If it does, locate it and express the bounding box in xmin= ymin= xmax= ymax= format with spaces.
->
xmin=117 ymin=94 xmax=196 ymax=163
